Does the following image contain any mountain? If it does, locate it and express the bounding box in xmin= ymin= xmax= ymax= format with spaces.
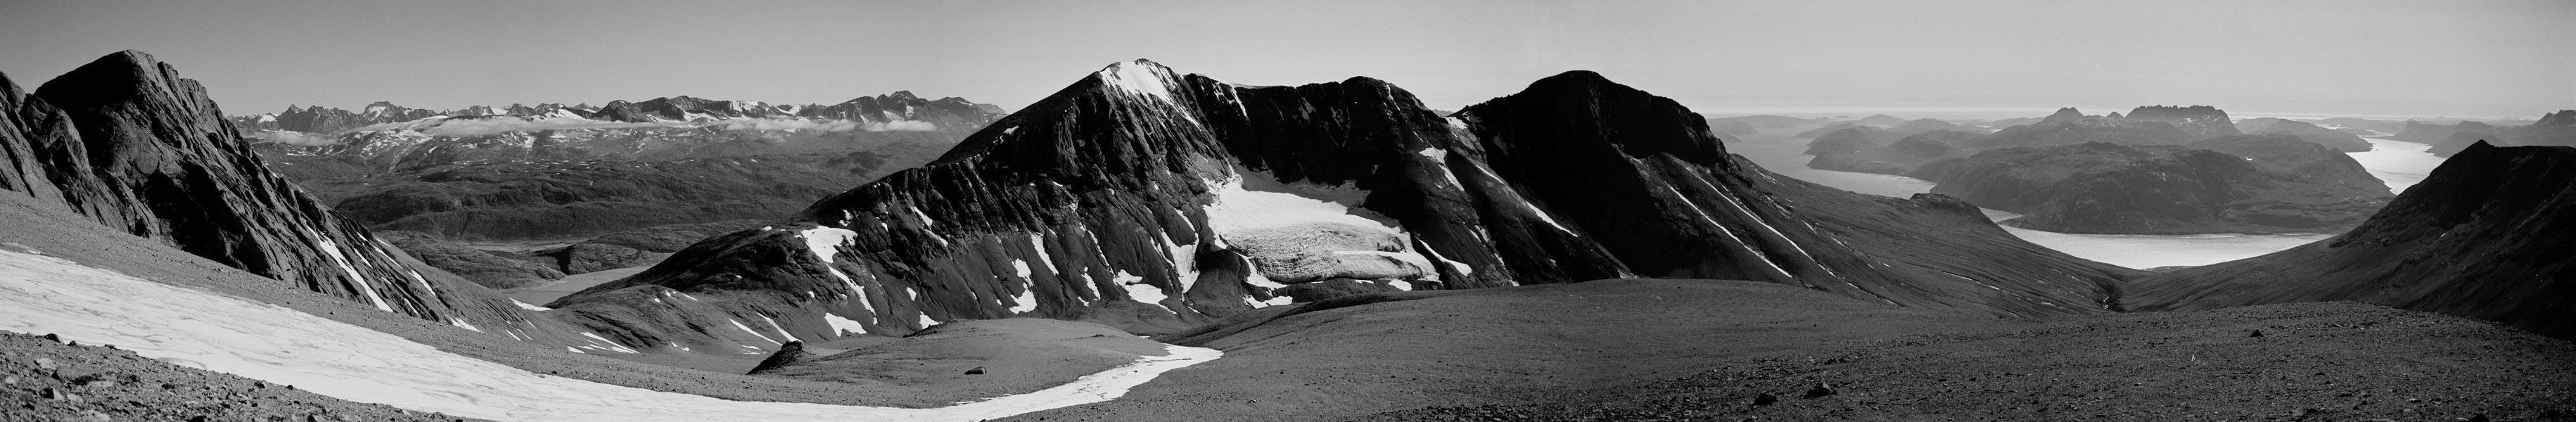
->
xmin=1705 ymin=115 xmax=1828 ymax=129
xmin=238 ymin=94 xmax=999 ymax=241
xmin=1945 ymin=135 xmax=2392 ymax=234
xmin=2235 ymin=117 xmax=2371 ymax=151
xmin=2123 ymin=105 xmax=2241 ymax=139
xmin=2391 ymin=120 xmax=2499 ymax=145
xmin=2425 ymin=110 xmax=2576 ymax=157
xmin=1853 ymin=114 xmax=1907 ymax=127
xmin=2128 ymin=141 xmax=2575 ymax=340
xmin=534 ymin=60 xmax=2137 ymax=355
xmin=1804 ymin=129 xmax=1982 ymax=174
xmin=0 ymin=51 xmax=554 ymax=335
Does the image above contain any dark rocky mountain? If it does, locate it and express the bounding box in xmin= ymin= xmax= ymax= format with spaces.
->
xmin=535 ymin=60 xmax=2138 ymax=355
xmin=2123 ymin=105 xmax=2241 ymax=139
xmin=0 ymin=51 xmax=563 ymax=338
xmin=1925 ymin=134 xmax=2390 ymax=234
xmin=2235 ymin=117 xmax=2371 ymax=151
xmin=2129 ymin=141 xmax=2575 ymax=340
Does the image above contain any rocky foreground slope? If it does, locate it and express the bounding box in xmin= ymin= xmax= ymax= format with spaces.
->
xmin=535 ymin=60 xmax=2141 ymax=357
xmin=0 ymin=51 xmax=550 ymax=335
xmin=2129 ymin=141 xmax=2576 ymax=340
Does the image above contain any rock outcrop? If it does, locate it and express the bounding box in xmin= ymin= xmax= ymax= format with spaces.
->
xmin=0 ymin=51 xmax=553 ymax=336
xmin=2128 ymin=142 xmax=2576 ymax=340
xmin=537 ymin=60 xmax=2137 ymax=354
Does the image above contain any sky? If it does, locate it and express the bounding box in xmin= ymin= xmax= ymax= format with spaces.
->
xmin=2 ymin=0 xmax=2568 ymax=120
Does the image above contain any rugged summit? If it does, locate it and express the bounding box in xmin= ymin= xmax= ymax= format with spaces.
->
xmin=0 ymin=51 xmax=550 ymax=334
xmin=537 ymin=60 xmax=2136 ymax=354
xmin=2129 ymin=142 xmax=2576 ymax=339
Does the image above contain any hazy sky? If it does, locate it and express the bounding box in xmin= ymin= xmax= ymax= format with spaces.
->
xmin=3 ymin=0 xmax=2568 ymax=120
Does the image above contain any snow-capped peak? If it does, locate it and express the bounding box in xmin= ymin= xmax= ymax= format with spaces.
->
xmin=1097 ymin=59 xmax=1179 ymax=103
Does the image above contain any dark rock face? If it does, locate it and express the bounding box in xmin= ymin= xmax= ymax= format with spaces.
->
xmin=2129 ymin=142 xmax=2576 ymax=340
xmin=2235 ymin=117 xmax=2371 ymax=152
xmin=2124 ymin=105 xmax=2241 ymax=139
xmin=0 ymin=51 xmax=549 ymax=335
xmin=540 ymin=60 xmax=2136 ymax=352
xmin=1930 ymin=135 xmax=2391 ymax=234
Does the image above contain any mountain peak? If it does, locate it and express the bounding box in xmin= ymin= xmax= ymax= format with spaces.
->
xmin=1092 ymin=59 xmax=1182 ymax=102
xmin=2535 ymin=110 xmax=2576 ymax=127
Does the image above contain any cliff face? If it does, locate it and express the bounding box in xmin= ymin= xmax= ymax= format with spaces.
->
xmin=0 ymin=51 xmax=563 ymax=339
xmin=537 ymin=61 xmax=2137 ymax=354
xmin=2129 ymin=142 xmax=2576 ymax=340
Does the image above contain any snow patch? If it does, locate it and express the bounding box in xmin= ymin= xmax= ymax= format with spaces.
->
xmin=799 ymin=226 xmax=858 ymax=264
xmin=823 ymin=312 xmax=868 ymax=336
xmin=513 ymin=299 xmax=551 ymax=311
xmin=312 ymin=238 xmax=391 ymax=312
xmin=1114 ymin=270 xmax=1173 ymax=313
xmin=729 ymin=319 xmax=783 ymax=345
xmin=759 ymin=314 xmax=801 ymax=343
xmin=447 ymin=318 xmax=480 ymax=332
xmin=578 ymin=332 xmax=638 ymax=354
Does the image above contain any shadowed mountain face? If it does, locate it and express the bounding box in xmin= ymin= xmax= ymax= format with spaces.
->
xmin=2129 ymin=142 xmax=2576 ymax=340
xmin=533 ymin=60 xmax=2138 ymax=354
xmin=0 ymin=51 xmax=556 ymax=336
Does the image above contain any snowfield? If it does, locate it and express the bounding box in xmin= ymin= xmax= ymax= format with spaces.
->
xmin=0 ymin=249 xmax=1221 ymax=422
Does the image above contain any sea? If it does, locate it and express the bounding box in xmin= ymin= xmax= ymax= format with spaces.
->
xmin=1726 ymin=129 xmax=2448 ymax=269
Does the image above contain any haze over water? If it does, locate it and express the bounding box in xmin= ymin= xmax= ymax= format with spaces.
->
xmin=1726 ymin=129 xmax=2452 ymax=269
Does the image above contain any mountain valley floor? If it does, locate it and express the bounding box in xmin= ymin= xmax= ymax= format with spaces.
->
xmin=1009 ymin=280 xmax=2576 ymax=422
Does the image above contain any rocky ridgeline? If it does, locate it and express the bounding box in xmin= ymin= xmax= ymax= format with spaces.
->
xmin=0 ymin=51 xmax=556 ymax=340
xmin=536 ymin=60 xmax=2137 ymax=355
xmin=2131 ymin=141 xmax=2576 ymax=340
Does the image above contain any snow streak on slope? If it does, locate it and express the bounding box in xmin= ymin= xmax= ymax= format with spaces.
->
xmin=0 ymin=249 xmax=1220 ymax=422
